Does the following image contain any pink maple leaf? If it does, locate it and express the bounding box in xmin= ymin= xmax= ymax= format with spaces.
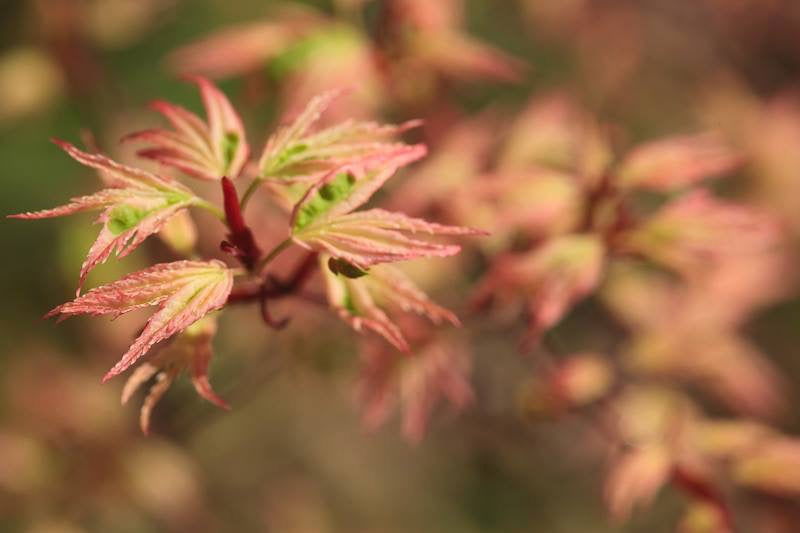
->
xmin=322 ymin=256 xmax=459 ymax=350
xmin=46 ymin=260 xmax=233 ymax=383
xmin=166 ymin=7 xmax=322 ymax=79
xmin=617 ymin=133 xmax=742 ymax=191
xmin=474 ymin=234 xmax=606 ymax=348
xmin=121 ymin=316 xmax=229 ymax=435
xmin=9 ymin=141 xmax=202 ymax=290
xmin=357 ymin=334 xmax=474 ymax=442
xmin=384 ymin=0 xmax=526 ymax=83
xmin=288 ymin=146 xmax=484 ymax=269
xmin=294 ymin=208 xmax=481 ymax=270
xmin=125 ymin=76 xmax=249 ymax=180
xmin=620 ymin=189 xmax=780 ymax=277
xmin=605 ymin=445 xmax=672 ymax=522
xmin=258 ymin=90 xmax=422 ymax=208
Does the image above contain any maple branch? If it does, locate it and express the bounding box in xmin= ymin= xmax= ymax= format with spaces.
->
xmin=263 ymin=252 xmax=319 ymax=297
xmin=220 ymin=177 xmax=262 ymax=271
xmin=226 ymin=252 xmax=319 ymax=329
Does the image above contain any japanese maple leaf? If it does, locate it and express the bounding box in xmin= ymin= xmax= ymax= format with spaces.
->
xmin=616 ymin=133 xmax=742 ymax=191
xmin=357 ymin=334 xmax=474 ymax=442
xmin=620 ymin=190 xmax=779 ymax=277
xmin=289 ymin=148 xmax=484 ymax=269
xmin=166 ymin=5 xmax=324 ymax=79
xmin=473 ymin=234 xmax=605 ymax=348
xmin=258 ymin=89 xmax=421 ymax=208
xmin=121 ymin=316 xmax=228 ymax=435
xmin=383 ymin=0 xmax=525 ymax=84
xmin=605 ymin=445 xmax=672 ymax=522
xmin=322 ymin=256 xmax=459 ymax=351
xmin=9 ymin=141 xmax=203 ymax=290
xmin=46 ymin=260 xmax=233 ymax=382
xmin=124 ymin=76 xmax=249 ymax=180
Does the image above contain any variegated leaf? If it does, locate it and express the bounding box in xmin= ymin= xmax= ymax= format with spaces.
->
xmin=284 ymin=132 xmax=474 ymax=271
xmin=321 ymin=256 xmax=461 ymax=350
xmin=9 ymin=141 xmax=201 ymax=290
xmin=47 ymin=260 xmax=233 ymax=382
xmin=289 ymin=145 xmax=426 ymax=228
xmin=364 ymin=265 xmax=460 ymax=326
xmin=322 ymin=256 xmax=409 ymax=351
xmin=295 ymin=208 xmax=483 ymax=270
xmin=258 ymin=90 xmax=422 ymax=208
xmin=125 ymin=76 xmax=249 ymax=180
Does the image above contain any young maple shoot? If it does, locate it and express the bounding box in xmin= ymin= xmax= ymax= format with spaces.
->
xmin=9 ymin=78 xmax=481 ymax=434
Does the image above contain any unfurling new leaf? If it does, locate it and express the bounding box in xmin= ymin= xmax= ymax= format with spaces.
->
xmin=125 ymin=76 xmax=249 ymax=180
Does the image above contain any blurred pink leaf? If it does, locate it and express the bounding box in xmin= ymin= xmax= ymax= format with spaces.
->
xmin=605 ymin=445 xmax=672 ymax=522
xmin=384 ymin=0 xmax=526 ymax=84
xmin=733 ymin=438 xmax=800 ymax=496
xmin=677 ymin=501 xmax=733 ymax=533
xmin=415 ymin=32 xmax=526 ymax=83
xmin=167 ymin=7 xmax=323 ymax=79
xmin=625 ymin=331 xmax=786 ymax=419
xmin=520 ymin=352 xmax=614 ymax=417
xmin=461 ymin=169 xmax=583 ymax=242
xmin=122 ymin=316 xmax=228 ymax=435
xmin=550 ymin=353 xmax=614 ymax=407
xmin=497 ymin=93 xmax=612 ymax=185
xmin=621 ymin=190 xmax=781 ymax=277
xmin=604 ymin=261 xmax=787 ymax=419
xmin=387 ymin=114 xmax=496 ymax=217
xmin=617 ymin=133 xmax=742 ymax=191
xmin=357 ymin=334 xmax=473 ymax=442
xmin=474 ymin=235 xmax=605 ymax=346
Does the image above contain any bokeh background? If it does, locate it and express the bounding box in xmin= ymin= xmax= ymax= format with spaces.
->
xmin=3 ymin=1 xmax=800 ymax=531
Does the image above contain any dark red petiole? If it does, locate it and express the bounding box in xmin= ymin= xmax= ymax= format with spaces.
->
xmin=220 ymin=177 xmax=262 ymax=271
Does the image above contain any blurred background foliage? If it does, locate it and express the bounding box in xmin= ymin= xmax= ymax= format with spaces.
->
xmin=3 ymin=0 xmax=800 ymax=532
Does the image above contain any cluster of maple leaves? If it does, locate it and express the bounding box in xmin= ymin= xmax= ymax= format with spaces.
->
xmin=12 ymin=78 xmax=481 ymax=434
xmin=390 ymin=91 xmax=799 ymax=530
xmin=12 ymin=0 xmax=800 ymax=530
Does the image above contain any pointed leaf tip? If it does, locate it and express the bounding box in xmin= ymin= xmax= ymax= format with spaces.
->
xmin=294 ymin=208 xmax=477 ymax=270
xmin=127 ymin=78 xmax=249 ymax=180
xmin=15 ymin=143 xmax=200 ymax=290
xmin=50 ymin=261 xmax=232 ymax=380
